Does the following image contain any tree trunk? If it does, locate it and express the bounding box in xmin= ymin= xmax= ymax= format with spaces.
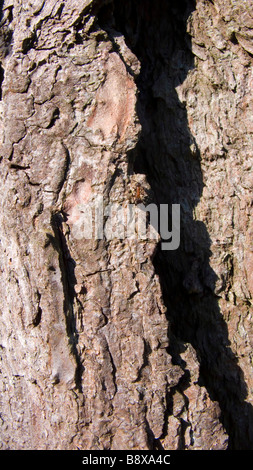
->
xmin=0 ymin=0 xmax=252 ymax=450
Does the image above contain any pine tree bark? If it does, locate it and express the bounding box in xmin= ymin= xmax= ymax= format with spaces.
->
xmin=0 ymin=0 xmax=252 ymax=450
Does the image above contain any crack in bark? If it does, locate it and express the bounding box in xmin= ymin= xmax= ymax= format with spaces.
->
xmin=51 ymin=212 xmax=83 ymax=392
xmin=0 ymin=63 xmax=4 ymax=100
xmin=33 ymin=290 xmax=42 ymax=327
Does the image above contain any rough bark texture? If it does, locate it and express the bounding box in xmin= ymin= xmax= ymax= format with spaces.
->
xmin=0 ymin=0 xmax=252 ymax=450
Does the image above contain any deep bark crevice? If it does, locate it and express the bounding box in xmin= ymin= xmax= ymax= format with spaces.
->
xmin=0 ymin=64 xmax=4 ymax=100
xmin=97 ymin=0 xmax=253 ymax=450
xmin=51 ymin=212 xmax=84 ymax=393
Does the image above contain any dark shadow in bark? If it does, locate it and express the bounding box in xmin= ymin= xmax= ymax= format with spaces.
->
xmin=97 ymin=0 xmax=253 ymax=450
xmin=51 ymin=212 xmax=84 ymax=392
xmin=0 ymin=1 xmax=3 ymax=21
xmin=0 ymin=64 xmax=4 ymax=100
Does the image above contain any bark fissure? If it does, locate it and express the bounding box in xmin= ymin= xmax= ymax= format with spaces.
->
xmin=51 ymin=212 xmax=83 ymax=392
